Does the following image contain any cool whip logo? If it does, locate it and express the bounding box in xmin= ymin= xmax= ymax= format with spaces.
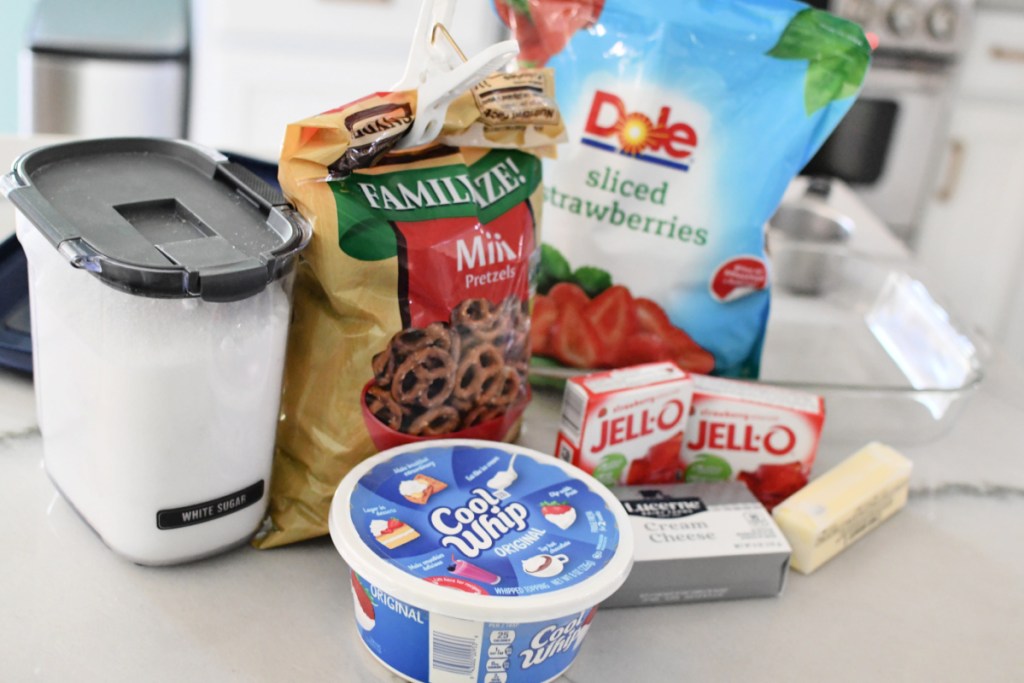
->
xmin=583 ymin=90 xmax=699 ymax=171
xmin=519 ymin=613 xmax=587 ymax=669
xmin=590 ymin=399 xmax=687 ymax=453
xmin=429 ymin=488 xmax=528 ymax=558
xmin=686 ymin=420 xmax=797 ymax=456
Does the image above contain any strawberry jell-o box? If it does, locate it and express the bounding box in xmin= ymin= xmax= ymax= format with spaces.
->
xmin=683 ymin=375 xmax=825 ymax=509
xmin=556 ymin=362 xmax=694 ymax=486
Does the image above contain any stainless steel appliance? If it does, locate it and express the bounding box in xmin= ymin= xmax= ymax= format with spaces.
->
xmin=19 ymin=0 xmax=189 ymax=138
xmin=803 ymin=0 xmax=975 ymax=243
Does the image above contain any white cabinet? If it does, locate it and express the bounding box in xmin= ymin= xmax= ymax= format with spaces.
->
xmin=188 ymin=0 xmax=505 ymax=161
xmin=917 ymin=101 xmax=1024 ymax=340
xmin=916 ymin=8 xmax=1024 ymax=363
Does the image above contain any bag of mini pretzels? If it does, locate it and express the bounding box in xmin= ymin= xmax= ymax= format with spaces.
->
xmin=255 ymin=70 xmax=564 ymax=548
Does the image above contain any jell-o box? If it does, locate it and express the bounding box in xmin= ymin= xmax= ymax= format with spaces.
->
xmin=682 ymin=374 xmax=825 ymax=509
xmin=555 ymin=362 xmax=694 ymax=486
xmin=772 ymin=442 xmax=913 ymax=574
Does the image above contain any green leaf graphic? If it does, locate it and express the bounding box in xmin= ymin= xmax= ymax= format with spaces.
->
xmin=338 ymin=217 xmax=398 ymax=261
xmin=527 ymin=356 xmax=567 ymax=391
xmin=332 ymin=183 xmax=398 ymax=261
xmin=593 ymin=453 xmax=628 ymax=486
xmin=537 ymin=243 xmax=572 ymax=294
xmin=572 ymin=266 xmax=612 ymax=298
xmin=767 ymin=9 xmax=870 ymax=115
xmin=506 ymin=0 xmax=532 ymax=17
xmin=685 ymin=454 xmax=732 ymax=482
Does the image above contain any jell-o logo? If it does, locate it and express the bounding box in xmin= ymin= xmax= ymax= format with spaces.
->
xmin=555 ymin=362 xmax=695 ymax=486
xmin=686 ymin=421 xmax=797 ymax=456
xmin=591 ymin=398 xmax=687 ymax=452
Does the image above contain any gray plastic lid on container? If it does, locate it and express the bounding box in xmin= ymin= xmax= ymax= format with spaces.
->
xmin=28 ymin=0 xmax=189 ymax=61
xmin=2 ymin=138 xmax=310 ymax=302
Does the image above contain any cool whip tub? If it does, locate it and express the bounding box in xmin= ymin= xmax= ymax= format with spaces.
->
xmin=330 ymin=439 xmax=634 ymax=683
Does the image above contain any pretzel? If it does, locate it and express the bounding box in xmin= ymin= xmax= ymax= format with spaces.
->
xmin=505 ymin=330 xmax=529 ymax=365
xmin=452 ymin=298 xmax=508 ymax=344
xmin=391 ymin=347 xmax=456 ymax=408
xmin=367 ymin=297 xmax=529 ymax=436
xmin=365 ymin=385 xmax=403 ymax=431
xmin=445 ymin=324 xmax=462 ymax=364
xmin=501 ymin=296 xmax=528 ymax=331
xmin=490 ymin=366 xmax=523 ymax=408
xmin=509 ymin=359 xmax=530 ymax=382
xmin=408 ymin=406 xmax=460 ymax=436
xmin=372 ymin=348 xmax=395 ymax=387
xmin=462 ymin=404 xmax=504 ymax=428
xmin=392 ymin=322 xmax=456 ymax=358
xmin=501 ymin=296 xmax=530 ymax=359
xmin=453 ymin=343 xmax=505 ymax=404
xmin=449 ymin=395 xmax=476 ymax=415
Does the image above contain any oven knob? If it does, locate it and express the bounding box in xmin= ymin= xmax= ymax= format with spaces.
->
xmin=927 ymin=3 xmax=958 ymax=40
xmin=843 ymin=0 xmax=877 ymax=25
xmin=887 ymin=0 xmax=918 ymax=36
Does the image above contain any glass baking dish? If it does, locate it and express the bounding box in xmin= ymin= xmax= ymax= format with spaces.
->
xmin=526 ymin=243 xmax=984 ymax=455
xmin=761 ymin=241 xmax=984 ymax=449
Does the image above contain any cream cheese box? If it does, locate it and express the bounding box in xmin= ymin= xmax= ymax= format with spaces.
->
xmin=604 ymin=482 xmax=791 ymax=607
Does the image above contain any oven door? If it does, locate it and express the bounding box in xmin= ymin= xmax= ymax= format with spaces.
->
xmin=803 ymin=63 xmax=953 ymax=241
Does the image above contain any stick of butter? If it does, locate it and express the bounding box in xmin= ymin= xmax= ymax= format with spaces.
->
xmin=772 ymin=442 xmax=912 ymax=574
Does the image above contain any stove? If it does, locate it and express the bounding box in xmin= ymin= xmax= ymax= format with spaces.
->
xmin=825 ymin=0 xmax=973 ymax=60
xmin=803 ymin=0 xmax=976 ymax=243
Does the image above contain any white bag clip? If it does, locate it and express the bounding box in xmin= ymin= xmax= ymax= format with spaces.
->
xmin=393 ymin=0 xmax=519 ymax=150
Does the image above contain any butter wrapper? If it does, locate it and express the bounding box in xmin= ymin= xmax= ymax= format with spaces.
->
xmin=604 ymin=482 xmax=791 ymax=608
xmin=772 ymin=442 xmax=912 ymax=574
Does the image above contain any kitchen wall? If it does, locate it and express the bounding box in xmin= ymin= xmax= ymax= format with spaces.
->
xmin=0 ymin=0 xmax=35 ymax=133
xmin=188 ymin=0 xmax=505 ymax=160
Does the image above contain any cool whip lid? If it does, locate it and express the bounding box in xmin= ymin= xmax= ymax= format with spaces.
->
xmin=330 ymin=439 xmax=634 ymax=622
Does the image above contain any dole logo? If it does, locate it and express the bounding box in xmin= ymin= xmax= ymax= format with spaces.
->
xmin=583 ymin=91 xmax=698 ymax=170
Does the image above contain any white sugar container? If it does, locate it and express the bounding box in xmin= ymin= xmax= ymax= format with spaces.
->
xmin=3 ymin=138 xmax=309 ymax=564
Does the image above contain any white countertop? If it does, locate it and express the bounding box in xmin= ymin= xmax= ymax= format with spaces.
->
xmin=2 ymin=136 xmax=1023 ymax=682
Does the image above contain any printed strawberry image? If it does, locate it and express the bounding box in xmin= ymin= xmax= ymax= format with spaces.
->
xmin=583 ymin=285 xmax=636 ymax=367
xmin=550 ymin=299 xmax=601 ymax=369
xmin=738 ymin=462 xmax=809 ymax=511
xmin=495 ymin=0 xmax=607 ymax=67
xmin=633 ymin=297 xmax=672 ymax=336
xmin=531 ymin=247 xmax=715 ymax=374
xmin=530 ymin=295 xmax=559 ymax=355
xmin=351 ymin=572 xmax=376 ymax=632
xmin=541 ymin=501 xmax=577 ymax=529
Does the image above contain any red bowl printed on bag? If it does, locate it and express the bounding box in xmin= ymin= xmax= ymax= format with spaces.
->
xmin=361 ymin=380 xmax=530 ymax=451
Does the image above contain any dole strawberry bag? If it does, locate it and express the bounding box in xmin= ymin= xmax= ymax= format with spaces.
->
xmin=256 ymin=71 xmax=564 ymax=548
xmin=497 ymin=0 xmax=871 ymax=377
